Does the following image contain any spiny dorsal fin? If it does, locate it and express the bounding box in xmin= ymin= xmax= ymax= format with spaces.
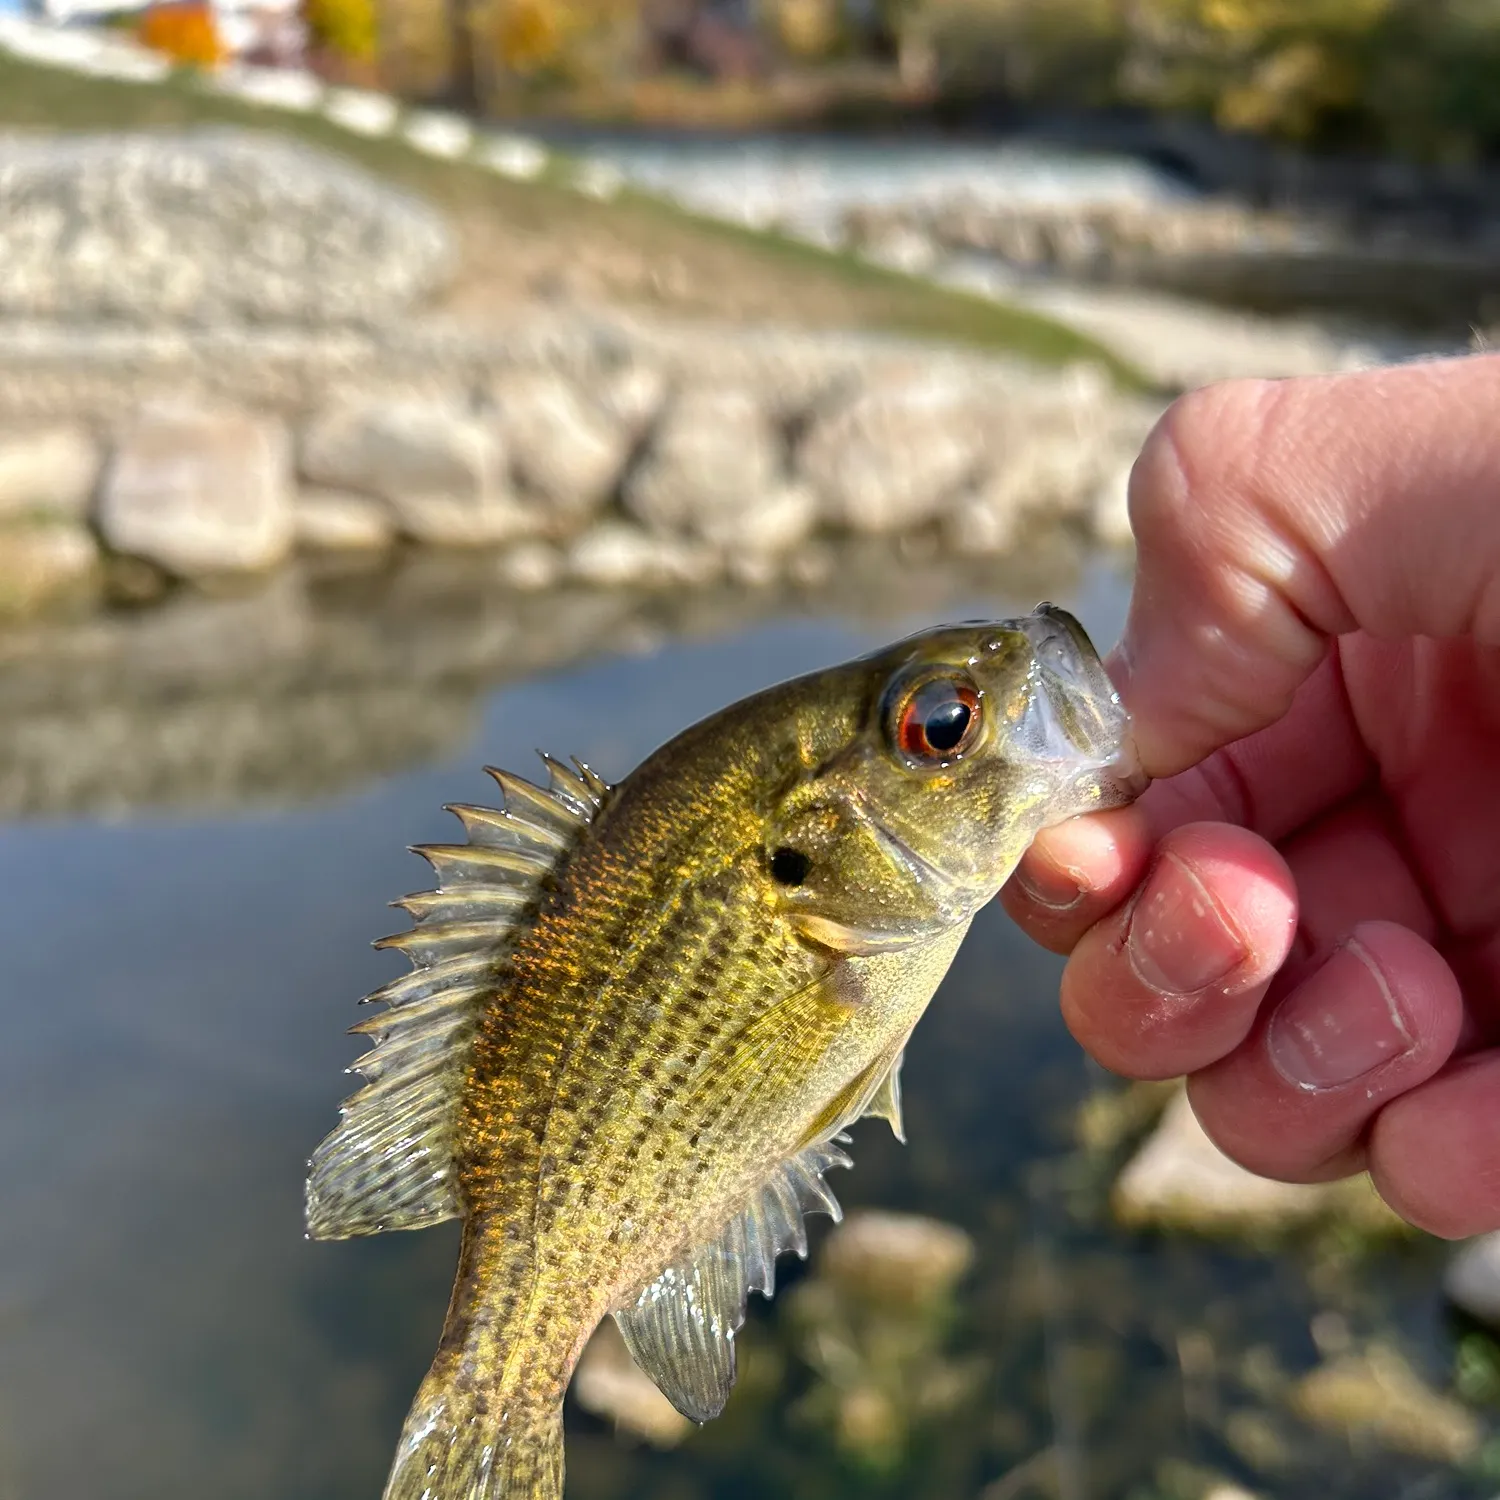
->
xmin=612 ymin=1138 xmax=851 ymax=1421
xmin=304 ymin=752 xmax=613 ymax=1241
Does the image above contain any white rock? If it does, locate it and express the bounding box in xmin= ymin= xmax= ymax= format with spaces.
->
xmin=0 ymin=425 xmax=100 ymax=520
xmin=623 ymin=387 xmax=781 ymax=534
xmin=1090 ymin=456 xmax=1136 ymax=548
xmin=595 ymin=361 xmax=666 ymax=436
xmin=1444 ymin=1232 xmax=1500 ymax=1329
xmin=701 ymin=482 xmax=817 ymax=555
xmin=0 ymin=523 xmax=99 ymax=618
xmin=1114 ymin=1090 xmax=1401 ymax=1236
xmin=293 ymin=489 xmax=394 ymax=551
xmin=300 ymin=401 xmax=528 ymax=547
xmin=322 ymin=88 xmax=399 ymax=137
xmin=492 ymin=372 xmax=628 ymax=521
xmin=943 ymin=487 xmax=1020 ymax=556
xmin=798 ymin=376 xmax=985 ymax=533
xmin=497 ymin=541 xmax=562 ymax=591
xmin=568 ymin=523 xmax=684 ymax=587
xmin=860 ymin=226 xmax=938 ymax=276
xmin=478 ymin=134 xmax=548 ymax=180
xmin=572 ymin=161 xmax=624 ymax=201
xmin=98 ymin=402 xmax=293 ymax=576
xmin=209 ymin=66 xmax=323 ymax=112
xmin=403 ymin=111 xmax=473 ymax=160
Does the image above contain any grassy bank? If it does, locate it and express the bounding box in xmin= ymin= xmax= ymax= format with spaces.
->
xmin=0 ymin=52 xmax=1147 ymax=387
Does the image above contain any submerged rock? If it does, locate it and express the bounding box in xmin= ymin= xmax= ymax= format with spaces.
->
xmin=819 ymin=1210 xmax=975 ymax=1309
xmin=1444 ymin=1232 xmax=1500 ymax=1331
xmin=1113 ymin=1090 xmax=1407 ymax=1238
xmin=1290 ymin=1344 xmax=1484 ymax=1464
xmin=572 ymin=1319 xmax=693 ymax=1448
xmin=98 ymin=402 xmax=293 ymax=575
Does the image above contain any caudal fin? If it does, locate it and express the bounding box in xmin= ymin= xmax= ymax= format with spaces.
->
xmin=382 ymin=1363 xmax=564 ymax=1500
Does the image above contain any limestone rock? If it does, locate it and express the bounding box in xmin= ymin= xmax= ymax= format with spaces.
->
xmin=797 ymin=376 xmax=985 ymax=533
xmin=622 ymin=387 xmax=781 ymax=534
xmin=300 ymin=402 xmax=530 ymax=547
xmin=0 ymin=425 xmax=101 ymax=521
xmin=293 ymin=489 xmax=394 ymax=551
xmin=1291 ymin=1345 xmax=1484 ymax=1464
xmin=1113 ymin=1089 xmax=1406 ymax=1237
xmin=1443 ymin=1232 xmax=1500 ymax=1330
xmin=0 ymin=128 xmax=453 ymax=327
xmin=0 ymin=523 xmax=99 ymax=618
xmin=567 ymin=523 xmax=718 ymax=588
xmin=699 ymin=483 xmax=817 ymax=555
xmin=595 ymin=361 xmax=667 ymax=436
xmin=98 ymin=403 xmax=293 ymax=575
xmin=492 ymin=372 xmax=628 ymax=521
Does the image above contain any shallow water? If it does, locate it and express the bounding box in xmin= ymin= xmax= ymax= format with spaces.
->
xmin=0 ymin=555 xmax=1489 ymax=1500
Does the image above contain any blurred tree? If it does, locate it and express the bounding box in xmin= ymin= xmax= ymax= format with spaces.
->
xmin=305 ymin=0 xmax=380 ymax=65
xmin=136 ymin=0 xmax=226 ymax=67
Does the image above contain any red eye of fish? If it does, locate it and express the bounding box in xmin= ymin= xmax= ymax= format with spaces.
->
xmin=895 ymin=677 xmax=981 ymax=763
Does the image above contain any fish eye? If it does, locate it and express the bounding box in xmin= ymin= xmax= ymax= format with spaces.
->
xmin=769 ymin=846 xmax=811 ymax=887
xmin=890 ymin=674 xmax=982 ymax=765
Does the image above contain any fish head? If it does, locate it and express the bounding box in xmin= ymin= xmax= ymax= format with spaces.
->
xmin=766 ymin=604 xmax=1146 ymax=955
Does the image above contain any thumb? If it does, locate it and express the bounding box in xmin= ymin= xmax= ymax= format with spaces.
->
xmin=1115 ymin=353 xmax=1500 ymax=778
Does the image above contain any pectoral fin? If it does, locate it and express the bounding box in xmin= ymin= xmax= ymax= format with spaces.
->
xmin=613 ymin=1139 xmax=851 ymax=1421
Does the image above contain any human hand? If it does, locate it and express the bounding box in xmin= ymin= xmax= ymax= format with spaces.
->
xmin=1003 ymin=353 xmax=1500 ymax=1238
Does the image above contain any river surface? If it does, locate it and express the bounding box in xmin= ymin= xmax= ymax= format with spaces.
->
xmin=0 ymin=554 xmax=1491 ymax=1500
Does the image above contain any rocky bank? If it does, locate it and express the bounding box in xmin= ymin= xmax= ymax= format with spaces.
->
xmin=0 ymin=127 xmax=1167 ymax=621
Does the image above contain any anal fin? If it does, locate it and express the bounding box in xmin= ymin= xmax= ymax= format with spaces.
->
xmin=613 ymin=1139 xmax=851 ymax=1421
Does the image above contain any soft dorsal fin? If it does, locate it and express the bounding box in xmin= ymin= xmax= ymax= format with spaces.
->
xmin=612 ymin=1138 xmax=851 ymax=1421
xmin=305 ymin=755 xmax=612 ymax=1241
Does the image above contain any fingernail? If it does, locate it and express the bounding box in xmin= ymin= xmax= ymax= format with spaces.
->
xmin=1268 ymin=936 xmax=1414 ymax=1091
xmin=1015 ymin=856 xmax=1085 ymax=912
xmin=1125 ymin=852 xmax=1247 ymax=996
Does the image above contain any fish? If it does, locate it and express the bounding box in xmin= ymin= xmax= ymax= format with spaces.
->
xmin=306 ymin=603 xmax=1144 ymax=1500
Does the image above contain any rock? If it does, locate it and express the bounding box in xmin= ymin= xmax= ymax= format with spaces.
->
xmin=0 ymin=128 xmax=453 ymax=326
xmin=496 ymin=541 xmax=563 ymax=591
xmin=1291 ymin=1344 xmax=1484 ymax=1464
xmin=98 ymin=402 xmax=294 ymax=575
xmin=300 ymin=402 xmax=531 ymax=547
xmin=0 ymin=523 xmax=99 ymax=618
xmin=943 ymin=486 xmax=1021 ymax=557
xmin=573 ymin=1320 xmax=692 ymax=1448
xmin=293 ymin=489 xmax=394 ymax=552
xmin=595 ymin=361 xmax=667 ymax=437
xmin=1113 ymin=1089 xmax=1407 ymax=1237
xmin=567 ymin=523 xmax=718 ymax=588
xmin=797 ymin=377 xmax=986 ymax=533
xmin=700 ymin=483 xmax=818 ymax=556
xmin=492 ymin=372 xmax=628 ymax=521
xmin=1090 ymin=457 xmax=1136 ymax=549
xmin=819 ymin=1211 xmax=975 ymax=1309
xmin=622 ymin=388 xmax=781 ymax=535
xmin=1444 ymin=1232 xmax=1500 ymax=1329
xmin=0 ymin=425 xmax=101 ymax=521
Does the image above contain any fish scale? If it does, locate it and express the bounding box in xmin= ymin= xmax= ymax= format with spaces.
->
xmin=305 ymin=609 xmax=1144 ymax=1500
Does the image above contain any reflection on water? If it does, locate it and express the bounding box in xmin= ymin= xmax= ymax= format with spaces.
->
xmin=0 ymin=554 xmax=1486 ymax=1500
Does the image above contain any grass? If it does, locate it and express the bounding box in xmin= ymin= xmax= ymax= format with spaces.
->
xmin=0 ymin=51 xmax=1148 ymax=386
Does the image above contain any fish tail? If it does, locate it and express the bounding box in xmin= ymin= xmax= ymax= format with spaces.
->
xmin=381 ymin=1366 xmax=564 ymax=1500
xmin=383 ymin=1221 xmax=574 ymax=1500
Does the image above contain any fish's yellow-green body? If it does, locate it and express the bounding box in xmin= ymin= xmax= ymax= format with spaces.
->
xmin=307 ymin=607 xmax=1143 ymax=1500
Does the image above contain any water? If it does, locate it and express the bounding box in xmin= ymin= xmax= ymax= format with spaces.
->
xmin=0 ymin=554 xmax=1489 ymax=1500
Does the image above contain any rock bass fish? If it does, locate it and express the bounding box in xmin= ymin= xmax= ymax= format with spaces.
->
xmin=307 ymin=604 xmax=1143 ymax=1500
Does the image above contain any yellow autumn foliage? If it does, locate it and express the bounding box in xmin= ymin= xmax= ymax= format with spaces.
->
xmin=306 ymin=0 xmax=379 ymax=63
